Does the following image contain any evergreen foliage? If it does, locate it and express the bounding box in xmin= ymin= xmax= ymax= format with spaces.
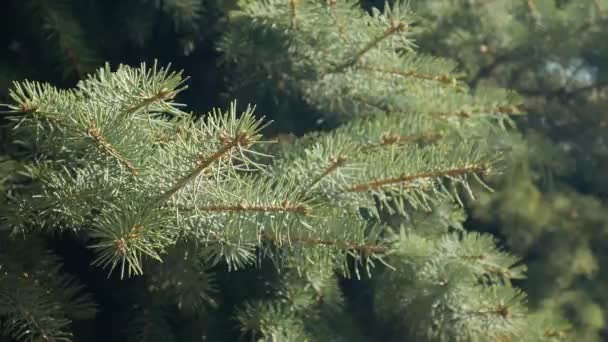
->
xmin=398 ymin=0 xmax=608 ymax=340
xmin=0 ymin=0 xmax=599 ymax=341
xmin=0 ymin=0 xmax=230 ymax=107
xmin=0 ymin=235 xmax=97 ymax=342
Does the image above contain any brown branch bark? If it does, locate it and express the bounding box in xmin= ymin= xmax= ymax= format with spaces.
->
xmin=307 ymin=155 xmax=348 ymax=189
xmin=433 ymin=104 xmax=522 ymax=118
xmin=183 ymin=201 xmax=312 ymax=215
xmin=346 ymin=164 xmax=488 ymax=192
xmin=127 ymin=88 xmax=175 ymax=114
xmin=333 ymin=22 xmax=408 ymax=73
xmin=362 ymin=131 xmax=443 ymax=150
xmin=362 ymin=66 xmax=459 ymax=87
xmin=158 ymin=134 xmax=250 ymax=204
xmin=88 ymin=125 xmax=139 ymax=176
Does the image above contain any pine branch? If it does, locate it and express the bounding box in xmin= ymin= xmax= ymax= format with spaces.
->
xmin=0 ymin=237 xmax=96 ymax=341
xmin=346 ymin=164 xmax=489 ymax=192
xmin=155 ymin=104 xmax=266 ymax=206
xmin=183 ymin=201 xmax=312 ymax=215
xmin=113 ymin=224 xmax=145 ymax=256
xmin=361 ymin=66 xmax=460 ymax=87
xmin=1 ymin=0 xmax=543 ymax=338
xmin=157 ymin=133 xmax=250 ymax=204
xmin=87 ymin=125 xmax=139 ymax=176
xmin=308 ymin=155 xmax=348 ymax=189
xmin=332 ymin=21 xmax=408 ymax=73
xmin=266 ymin=234 xmax=387 ymax=254
xmin=126 ymin=88 xmax=176 ymax=114
xmin=433 ymin=104 xmax=523 ymax=118
xmin=88 ymin=200 xmax=177 ymax=278
xmin=361 ymin=131 xmax=443 ymax=149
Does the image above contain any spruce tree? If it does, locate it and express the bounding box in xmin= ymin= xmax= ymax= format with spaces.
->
xmin=401 ymin=1 xmax=608 ymax=340
xmin=0 ymin=1 xmax=572 ymax=341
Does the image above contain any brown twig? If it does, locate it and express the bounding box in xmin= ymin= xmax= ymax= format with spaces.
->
xmin=127 ymin=88 xmax=175 ymax=114
xmin=158 ymin=133 xmax=252 ymax=204
xmin=290 ymin=0 xmax=298 ymax=28
xmin=362 ymin=66 xmax=459 ymax=87
xmin=332 ymin=22 xmax=408 ymax=73
xmin=114 ymin=224 xmax=145 ymax=255
xmin=433 ymin=104 xmax=522 ymax=118
xmin=88 ymin=125 xmax=139 ymax=176
xmin=346 ymin=164 xmax=488 ymax=192
xmin=283 ymin=235 xmax=386 ymax=254
xmin=183 ymin=200 xmax=312 ymax=215
xmin=363 ymin=131 xmax=443 ymax=149
xmin=307 ymin=155 xmax=348 ymax=189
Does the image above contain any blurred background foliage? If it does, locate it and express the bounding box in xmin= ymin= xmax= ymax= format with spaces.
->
xmin=396 ymin=0 xmax=608 ymax=339
xmin=1 ymin=0 xmax=607 ymax=340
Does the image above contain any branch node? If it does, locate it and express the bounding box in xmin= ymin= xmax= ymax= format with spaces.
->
xmin=87 ymin=125 xmax=139 ymax=176
xmin=158 ymin=130 xmax=256 ymax=204
xmin=127 ymin=87 xmax=175 ymax=114
xmin=333 ymin=21 xmax=408 ymax=72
